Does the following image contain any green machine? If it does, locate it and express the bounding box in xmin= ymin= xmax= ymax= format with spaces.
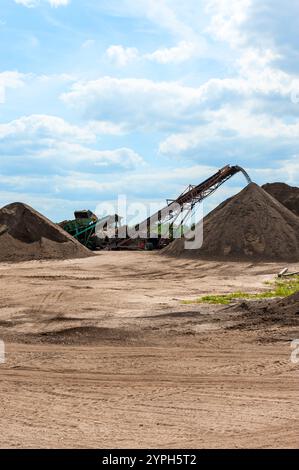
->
xmin=59 ymin=210 xmax=98 ymax=250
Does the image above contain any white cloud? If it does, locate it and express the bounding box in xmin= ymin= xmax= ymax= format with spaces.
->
xmin=106 ymin=45 xmax=139 ymax=67
xmin=61 ymin=59 xmax=299 ymax=133
xmin=60 ymin=0 xmax=299 ymax=163
xmin=49 ymin=0 xmax=69 ymax=5
xmin=50 ymin=163 xmax=218 ymax=198
xmin=109 ymin=0 xmax=198 ymax=41
xmin=146 ymin=41 xmax=198 ymax=64
xmin=14 ymin=0 xmax=37 ymax=5
xmin=249 ymin=157 xmax=299 ymax=186
xmin=105 ymin=41 xmax=200 ymax=66
xmin=39 ymin=143 xmax=143 ymax=168
xmin=87 ymin=120 xmax=127 ymax=136
xmin=0 ymin=114 xmax=95 ymax=141
xmin=61 ymin=76 xmax=204 ymax=130
xmin=61 ymin=8 xmax=299 ymax=165
xmin=10 ymin=1 xmax=299 ymax=179
xmin=159 ymin=102 xmax=299 ymax=160
xmin=0 ymin=114 xmax=125 ymax=141
xmin=14 ymin=0 xmax=70 ymax=7
xmin=0 ymin=114 xmax=143 ymax=173
xmin=206 ymin=0 xmax=252 ymax=47
xmin=0 ymin=71 xmax=26 ymax=104
xmin=207 ymin=0 xmax=299 ymax=69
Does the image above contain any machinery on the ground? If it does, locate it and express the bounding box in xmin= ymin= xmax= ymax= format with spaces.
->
xmin=60 ymin=165 xmax=251 ymax=250
xmin=59 ymin=210 xmax=99 ymax=250
xmin=115 ymin=164 xmax=251 ymax=250
xmin=59 ymin=210 xmax=121 ymax=250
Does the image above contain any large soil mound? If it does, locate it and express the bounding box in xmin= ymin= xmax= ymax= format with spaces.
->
xmin=0 ymin=202 xmax=92 ymax=262
xmin=163 ymin=183 xmax=299 ymax=261
xmin=263 ymin=182 xmax=299 ymax=217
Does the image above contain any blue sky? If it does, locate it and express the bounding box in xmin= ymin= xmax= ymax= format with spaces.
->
xmin=1 ymin=0 xmax=299 ymax=221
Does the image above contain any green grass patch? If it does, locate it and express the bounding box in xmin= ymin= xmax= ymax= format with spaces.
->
xmin=183 ymin=275 xmax=299 ymax=305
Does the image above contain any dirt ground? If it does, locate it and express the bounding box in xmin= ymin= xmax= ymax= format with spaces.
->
xmin=0 ymin=252 xmax=298 ymax=448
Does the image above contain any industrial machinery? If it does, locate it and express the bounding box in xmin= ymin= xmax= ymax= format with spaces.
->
xmin=59 ymin=210 xmax=99 ymax=250
xmin=59 ymin=211 xmax=122 ymax=250
xmin=60 ymin=165 xmax=251 ymax=250
xmin=115 ymin=164 xmax=251 ymax=250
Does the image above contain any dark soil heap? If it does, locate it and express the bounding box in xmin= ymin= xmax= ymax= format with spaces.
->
xmin=0 ymin=202 xmax=92 ymax=262
xmin=236 ymin=291 xmax=299 ymax=332
xmin=266 ymin=291 xmax=299 ymax=317
xmin=263 ymin=182 xmax=299 ymax=217
xmin=163 ymin=183 xmax=299 ymax=261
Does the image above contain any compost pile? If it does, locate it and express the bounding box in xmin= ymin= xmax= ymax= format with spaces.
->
xmin=0 ymin=202 xmax=92 ymax=262
xmin=163 ymin=183 xmax=299 ymax=261
xmin=263 ymin=182 xmax=299 ymax=217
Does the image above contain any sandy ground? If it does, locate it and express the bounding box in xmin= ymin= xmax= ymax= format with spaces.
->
xmin=0 ymin=252 xmax=298 ymax=448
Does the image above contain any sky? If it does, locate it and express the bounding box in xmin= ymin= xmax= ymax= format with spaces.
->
xmin=1 ymin=0 xmax=299 ymax=221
